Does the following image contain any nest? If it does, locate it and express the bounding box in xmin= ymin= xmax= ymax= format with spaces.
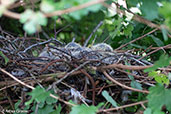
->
xmin=0 ymin=34 xmax=155 ymax=113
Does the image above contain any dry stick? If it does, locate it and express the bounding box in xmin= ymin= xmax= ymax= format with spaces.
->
xmin=115 ymin=28 xmax=158 ymax=50
xmin=97 ymin=63 xmax=152 ymax=71
xmin=102 ymin=3 xmax=161 ymax=30
xmin=53 ymin=61 xmax=90 ymax=85
xmin=0 ymin=68 xmax=75 ymax=106
xmin=98 ymin=100 xmax=148 ymax=113
xmin=80 ymin=69 xmax=96 ymax=105
xmin=114 ymin=68 xmax=148 ymax=79
xmin=3 ymin=0 xmax=106 ymax=19
xmin=83 ymin=21 xmax=103 ymax=47
xmin=102 ymin=71 xmax=149 ymax=93
xmin=138 ymin=44 xmax=171 ymax=60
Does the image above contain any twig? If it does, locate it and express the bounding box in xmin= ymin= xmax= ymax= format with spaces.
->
xmin=98 ymin=100 xmax=148 ymax=113
xmin=22 ymin=38 xmax=62 ymax=53
xmin=83 ymin=21 xmax=103 ymax=47
xmin=52 ymin=61 xmax=90 ymax=85
xmin=102 ymin=71 xmax=149 ymax=93
xmin=114 ymin=68 xmax=147 ymax=79
xmin=138 ymin=44 xmax=171 ymax=60
xmin=97 ymin=63 xmax=152 ymax=71
xmin=0 ymin=68 xmax=34 ymax=89
xmin=3 ymin=0 xmax=106 ymax=19
xmin=79 ymin=69 xmax=96 ymax=105
xmin=115 ymin=28 xmax=158 ymax=50
xmin=0 ymin=67 xmax=75 ymax=106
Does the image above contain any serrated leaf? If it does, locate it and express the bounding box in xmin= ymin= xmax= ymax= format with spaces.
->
xmin=46 ymin=96 xmax=57 ymax=105
xmin=144 ymin=54 xmax=171 ymax=72
xmin=147 ymin=84 xmax=171 ymax=112
xmin=102 ymin=90 xmax=118 ymax=107
xmin=37 ymin=105 xmax=54 ymax=114
xmin=38 ymin=102 xmax=45 ymax=108
xmin=70 ymin=104 xmax=98 ymax=114
xmin=124 ymin=24 xmax=134 ymax=38
xmin=25 ymin=86 xmax=50 ymax=105
xmin=50 ymin=104 xmax=61 ymax=114
xmin=149 ymin=71 xmax=169 ymax=85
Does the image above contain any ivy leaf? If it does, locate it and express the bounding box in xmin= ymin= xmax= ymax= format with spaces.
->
xmin=25 ymin=86 xmax=50 ymax=105
xmin=0 ymin=51 xmax=9 ymax=65
xmin=102 ymin=90 xmax=118 ymax=107
xmin=147 ymin=84 xmax=171 ymax=112
xmin=144 ymin=54 xmax=171 ymax=72
xmin=70 ymin=104 xmax=98 ymax=114
xmin=140 ymin=0 xmax=159 ymax=20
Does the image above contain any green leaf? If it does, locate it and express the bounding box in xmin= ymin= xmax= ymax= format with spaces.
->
xmin=159 ymin=2 xmax=171 ymax=30
xmin=150 ymin=35 xmax=164 ymax=47
xmin=70 ymin=104 xmax=98 ymax=114
xmin=0 ymin=51 xmax=9 ymax=65
xmin=131 ymin=80 xmax=142 ymax=90
xmin=144 ymin=108 xmax=152 ymax=114
xmin=20 ymin=9 xmax=47 ymax=34
xmin=149 ymin=71 xmax=169 ymax=85
xmin=140 ymin=0 xmax=159 ymax=20
xmin=37 ymin=105 xmax=54 ymax=114
xmin=50 ymin=104 xmax=62 ymax=114
xmin=46 ymin=96 xmax=57 ymax=105
xmin=144 ymin=54 xmax=171 ymax=72
xmin=38 ymin=102 xmax=45 ymax=108
xmin=32 ymin=50 xmax=38 ymax=57
xmin=124 ymin=24 xmax=134 ymax=38
xmin=147 ymin=84 xmax=171 ymax=112
xmin=25 ymin=86 xmax=50 ymax=105
xmin=102 ymin=90 xmax=118 ymax=107
xmin=0 ymin=5 xmax=6 ymax=17
xmin=161 ymin=28 xmax=168 ymax=41
xmin=40 ymin=0 xmax=55 ymax=13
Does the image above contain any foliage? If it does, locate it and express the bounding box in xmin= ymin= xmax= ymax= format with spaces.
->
xmin=144 ymin=54 xmax=171 ymax=72
xmin=146 ymin=84 xmax=171 ymax=114
xmin=70 ymin=104 xmax=99 ymax=114
xmin=0 ymin=51 xmax=9 ymax=65
xmin=0 ymin=0 xmax=171 ymax=113
xmin=149 ymin=71 xmax=169 ymax=85
xmin=102 ymin=90 xmax=118 ymax=107
xmin=25 ymin=86 xmax=50 ymax=105
xmin=159 ymin=2 xmax=171 ymax=30
xmin=20 ymin=10 xmax=47 ymax=34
